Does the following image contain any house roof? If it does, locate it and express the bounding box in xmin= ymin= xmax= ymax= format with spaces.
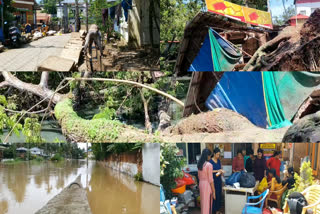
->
xmin=289 ymin=14 xmax=309 ymax=20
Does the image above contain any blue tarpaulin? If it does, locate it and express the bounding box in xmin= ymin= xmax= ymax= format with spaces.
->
xmin=188 ymin=28 xmax=242 ymax=72
xmin=205 ymin=72 xmax=268 ymax=128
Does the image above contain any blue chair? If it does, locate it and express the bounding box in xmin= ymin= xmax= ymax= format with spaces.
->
xmin=242 ymin=189 xmax=269 ymax=214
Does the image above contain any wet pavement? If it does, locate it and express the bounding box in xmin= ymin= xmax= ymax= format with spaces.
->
xmin=0 ymin=160 xmax=159 ymax=214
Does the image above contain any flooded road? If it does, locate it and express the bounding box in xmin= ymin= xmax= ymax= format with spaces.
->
xmin=0 ymin=160 xmax=159 ymax=214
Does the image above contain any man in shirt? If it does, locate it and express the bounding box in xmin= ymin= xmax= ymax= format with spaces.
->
xmin=232 ymin=150 xmax=244 ymax=172
xmin=267 ymin=151 xmax=281 ymax=177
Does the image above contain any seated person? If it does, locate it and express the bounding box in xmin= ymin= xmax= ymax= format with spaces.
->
xmin=282 ymin=167 xmax=295 ymax=189
xmin=268 ymin=168 xmax=283 ymax=191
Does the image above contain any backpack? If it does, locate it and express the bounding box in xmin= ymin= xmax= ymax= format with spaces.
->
xmin=239 ymin=172 xmax=256 ymax=188
xmin=226 ymin=171 xmax=243 ymax=186
xmin=287 ymin=192 xmax=308 ymax=214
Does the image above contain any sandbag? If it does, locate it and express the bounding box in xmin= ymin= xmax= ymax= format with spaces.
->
xmin=239 ymin=172 xmax=256 ymax=188
xmin=226 ymin=172 xmax=243 ymax=186
xmin=287 ymin=192 xmax=308 ymax=214
xmin=257 ymin=177 xmax=268 ymax=193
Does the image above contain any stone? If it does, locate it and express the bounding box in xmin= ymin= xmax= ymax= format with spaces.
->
xmin=283 ymin=111 xmax=320 ymax=142
xmin=37 ymin=56 xmax=75 ymax=72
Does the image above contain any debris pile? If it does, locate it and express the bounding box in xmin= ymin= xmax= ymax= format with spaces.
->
xmin=244 ymin=9 xmax=320 ymax=71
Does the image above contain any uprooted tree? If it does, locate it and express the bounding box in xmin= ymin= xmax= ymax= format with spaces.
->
xmin=243 ymin=9 xmax=320 ymax=71
xmin=0 ymin=71 xmax=185 ymax=143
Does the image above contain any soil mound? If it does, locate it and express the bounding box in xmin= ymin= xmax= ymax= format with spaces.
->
xmin=167 ymin=108 xmax=257 ymax=135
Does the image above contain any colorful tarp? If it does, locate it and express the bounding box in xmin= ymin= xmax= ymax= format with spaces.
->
xmin=205 ymin=0 xmax=273 ymax=29
xmin=188 ymin=28 xmax=242 ymax=72
xmin=205 ymin=72 xmax=292 ymax=129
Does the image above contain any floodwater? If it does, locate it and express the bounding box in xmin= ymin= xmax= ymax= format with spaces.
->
xmin=0 ymin=160 xmax=159 ymax=214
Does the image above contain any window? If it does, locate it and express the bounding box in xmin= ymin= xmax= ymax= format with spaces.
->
xmin=187 ymin=143 xmax=201 ymax=165
xmin=300 ymin=10 xmax=306 ymax=15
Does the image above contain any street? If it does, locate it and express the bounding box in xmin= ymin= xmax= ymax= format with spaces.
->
xmin=0 ymin=34 xmax=71 ymax=71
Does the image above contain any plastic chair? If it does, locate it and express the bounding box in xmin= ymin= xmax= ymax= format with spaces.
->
xmin=283 ymin=185 xmax=320 ymax=214
xmin=266 ymin=183 xmax=288 ymax=208
xmin=242 ymin=189 xmax=269 ymax=214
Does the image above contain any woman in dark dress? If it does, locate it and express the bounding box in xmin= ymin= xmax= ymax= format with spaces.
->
xmin=209 ymin=148 xmax=224 ymax=214
xmin=253 ymin=148 xmax=267 ymax=181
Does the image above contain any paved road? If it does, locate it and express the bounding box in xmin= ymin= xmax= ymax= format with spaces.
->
xmin=0 ymin=34 xmax=71 ymax=71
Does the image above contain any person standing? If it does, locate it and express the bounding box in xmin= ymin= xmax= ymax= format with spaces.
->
xmin=253 ymin=148 xmax=267 ymax=181
xmin=245 ymin=148 xmax=254 ymax=175
xmin=267 ymin=151 xmax=281 ymax=177
xmin=232 ymin=150 xmax=244 ymax=173
xmin=209 ymin=148 xmax=224 ymax=214
xmin=198 ymin=148 xmax=216 ymax=214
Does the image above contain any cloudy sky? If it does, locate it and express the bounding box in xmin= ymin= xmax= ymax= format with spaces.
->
xmin=269 ymin=0 xmax=295 ymax=17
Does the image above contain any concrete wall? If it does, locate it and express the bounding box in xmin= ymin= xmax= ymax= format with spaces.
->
xmin=142 ymin=143 xmax=160 ymax=186
xmin=297 ymin=2 xmax=320 ymax=16
xmin=102 ymin=160 xmax=139 ymax=177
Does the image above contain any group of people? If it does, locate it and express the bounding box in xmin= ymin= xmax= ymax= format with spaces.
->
xmin=197 ymin=148 xmax=296 ymax=214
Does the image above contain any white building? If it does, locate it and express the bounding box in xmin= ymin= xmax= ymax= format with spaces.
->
xmin=30 ymin=147 xmax=44 ymax=156
xmin=295 ymin=0 xmax=320 ymax=16
xmin=56 ymin=0 xmax=86 ymax=19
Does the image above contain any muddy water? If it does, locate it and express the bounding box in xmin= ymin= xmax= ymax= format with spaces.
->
xmin=0 ymin=160 xmax=159 ymax=214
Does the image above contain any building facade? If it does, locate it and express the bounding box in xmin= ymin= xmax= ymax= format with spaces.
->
xmin=12 ymin=0 xmax=37 ymax=25
xmin=295 ymin=0 xmax=320 ymax=16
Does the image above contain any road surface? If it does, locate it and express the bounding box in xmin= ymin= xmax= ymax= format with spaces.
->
xmin=0 ymin=34 xmax=71 ymax=71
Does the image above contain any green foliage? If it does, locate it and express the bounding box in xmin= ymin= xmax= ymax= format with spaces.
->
xmin=88 ymin=0 xmax=121 ymax=34
xmin=22 ymin=115 xmax=44 ymax=143
xmin=288 ymin=161 xmax=315 ymax=195
xmin=160 ymin=143 xmax=186 ymax=198
xmin=51 ymin=153 xmax=64 ymax=161
xmin=0 ymin=96 xmax=23 ymax=137
xmin=42 ymin=0 xmax=57 ymax=15
xmin=134 ymin=172 xmax=143 ymax=181
xmin=91 ymin=143 xmax=143 ymax=160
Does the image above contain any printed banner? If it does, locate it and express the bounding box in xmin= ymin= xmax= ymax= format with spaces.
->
xmin=205 ymin=0 xmax=273 ymax=29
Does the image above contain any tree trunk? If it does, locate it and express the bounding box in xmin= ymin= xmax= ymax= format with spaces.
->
xmin=75 ymin=0 xmax=80 ymax=32
xmin=139 ymin=89 xmax=152 ymax=134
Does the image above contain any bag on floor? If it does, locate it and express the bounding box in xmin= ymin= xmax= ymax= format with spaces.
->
xmin=257 ymin=177 xmax=268 ymax=193
xmin=239 ymin=172 xmax=256 ymax=188
xmin=287 ymin=192 xmax=308 ymax=214
xmin=226 ymin=171 xmax=242 ymax=186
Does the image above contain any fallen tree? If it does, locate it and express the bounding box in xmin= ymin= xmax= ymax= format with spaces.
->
xmin=1 ymin=72 xmax=180 ymax=143
xmin=243 ymin=9 xmax=320 ymax=71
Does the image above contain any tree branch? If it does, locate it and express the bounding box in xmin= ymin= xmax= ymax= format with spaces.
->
xmin=1 ymin=72 xmax=65 ymax=104
xmin=65 ymin=77 xmax=185 ymax=107
xmin=39 ymin=72 xmax=50 ymax=88
xmin=0 ymin=81 xmax=8 ymax=88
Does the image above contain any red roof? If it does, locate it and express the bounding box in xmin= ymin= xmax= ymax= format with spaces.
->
xmin=289 ymin=14 xmax=309 ymax=20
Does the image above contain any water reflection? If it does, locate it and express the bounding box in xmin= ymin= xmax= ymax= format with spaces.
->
xmin=0 ymin=160 xmax=159 ymax=214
